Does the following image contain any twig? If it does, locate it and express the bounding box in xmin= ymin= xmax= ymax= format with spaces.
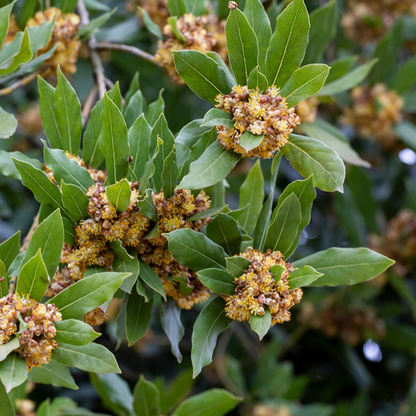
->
xmin=77 ymin=0 xmax=106 ymax=99
xmin=82 ymin=85 xmax=98 ymax=127
xmin=0 ymin=70 xmax=41 ymax=97
xmin=95 ymin=42 xmax=157 ymax=64
xmin=104 ymin=76 xmax=114 ymax=89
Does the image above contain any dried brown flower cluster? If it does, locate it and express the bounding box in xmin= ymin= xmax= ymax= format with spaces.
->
xmin=5 ymin=14 xmax=20 ymax=44
xmin=299 ymin=301 xmax=385 ymax=346
xmin=16 ymin=400 xmax=36 ymax=416
xmin=216 ymin=86 xmax=301 ymax=158
xmin=252 ymin=405 xmax=292 ymax=416
xmin=83 ymin=307 xmax=106 ymax=326
xmin=126 ymin=0 xmax=170 ymax=29
xmin=138 ymin=189 xmax=212 ymax=309
xmin=341 ymin=84 xmax=403 ymax=150
xmin=224 ymin=249 xmax=303 ymax=325
xmin=27 ymin=7 xmax=81 ymax=76
xmin=370 ymin=209 xmax=416 ymax=276
xmin=0 ymin=294 xmax=61 ymax=370
xmin=155 ymin=13 xmax=227 ymax=84
xmin=342 ymin=0 xmax=416 ymax=44
xmin=296 ymin=96 xmax=320 ymax=125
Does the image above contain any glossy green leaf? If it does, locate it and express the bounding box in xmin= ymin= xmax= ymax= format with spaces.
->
xmin=0 ymin=337 xmax=19 ymax=362
xmin=186 ymin=205 xmax=226 ymax=221
xmin=270 ymin=264 xmax=285 ymax=282
xmin=191 ymin=297 xmax=231 ymax=378
xmin=138 ymin=258 xmax=166 ymax=300
xmin=138 ymin=7 xmax=163 ymax=39
xmin=164 ymin=228 xmax=227 ymax=272
xmin=77 ymin=8 xmax=117 ymax=39
xmin=162 ymin=148 xmax=178 ymax=199
xmin=124 ymin=90 xmax=146 ymax=128
xmin=126 ymin=289 xmax=153 ymax=346
xmin=197 ymin=268 xmax=235 ymax=295
xmin=293 ymin=248 xmax=395 ymax=286
xmin=49 ymin=272 xmax=130 ymax=319
xmin=146 ymin=89 xmax=165 ymax=126
xmin=0 ymin=230 xmax=20 ymax=272
xmin=226 ymin=8 xmax=259 ymax=85
xmin=167 ymin=0 xmax=187 ymax=17
xmin=395 ymin=121 xmax=416 ymax=151
xmin=54 ymin=319 xmax=100 ymax=346
xmin=0 ymin=107 xmax=17 ymax=139
xmin=250 ymin=309 xmax=271 ymax=340
xmin=239 ymin=130 xmax=264 ymax=152
xmin=106 ymin=179 xmax=132 ymax=213
xmin=393 ymin=55 xmax=416 ymax=94
xmin=172 ymin=50 xmax=234 ymax=104
xmin=114 ymin=251 xmax=140 ymax=294
xmin=248 ymin=66 xmax=269 ymax=91
xmin=129 ymin=115 xmax=152 ymax=183
xmin=207 ymin=213 xmax=242 ymax=256
xmin=21 ymin=209 xmax=63 ymax=279
xmin=282 ymin=134 xmax=345 ymax=193
xmin=0 ymin=28 xmax=32 ymax=76
xmin=281 ymin=64 xmax=330 ymax=107
xmin=226 ymin=256 xmax=251 ymax=277
xmin=325 ymin=55 xmax=358 ymax=83
xmin=184 ymin=0 xmax=206 ymax=16
xmin=61 ymin=181 xmax=89 ymax=224
xmin=138 ymin=189 xmax=157 ymax=222
xmin=176 ymin=118 xmax=211 ymax=147
xmin=174 ymin=388 xmax=242 ymax=416
xmin=265 ymin=0 xmax=310 ymax=87
xmin=0 ymin=374 xmax=16 ymax=416
xmin=133 ymin=375 xmax=161 ymax=416
xmin=53 ymin=342 xmax=120 ymax=374
xmin=0 ymin=260 xmax=7 ymax=298
xmin=201 ymin=108 xmax=234 ymax=129
xmin=0 ymin=1 xmax=16 ymax=47
xmin=160 ymin=299 xmax=184 ymax=363
xmin=179 ymin=141 xmax=240 ymax=190
xmin=0 ymin=150 xmax=42 ymax=180
xmin=17 ymin=249 xmax=49 ymax=301
xmin=0 ymin=353 xmax=27 ymax=393
xmin=288 ymin=265 xmax=322 ymax=289
xmin=318 ymin=59 xmax=378 ymax=96
xmin=168 ymin=16 xmax=186 ymax=42
xmin=100 ymin=93 xmax=130 ymax=184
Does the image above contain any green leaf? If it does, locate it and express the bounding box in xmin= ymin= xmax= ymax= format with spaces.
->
xmin=61 ymin=181 xmax=89 ymax=224
xmin=244 ymin=0 xmax=272 ymax=70
xmin=77 ymin=8 xmax=117 ymax=39
xmin=90 ymin=373 xmax=134 ymax=416
xmin=133 ymin=375 xmax=161 ymax=416
xmin=106 ymin=179 xmax=132 ymax=213
xmin=197 ymin=268 xmax=235 ymax=295
xmin=160 ymin=370 xmax=195 ymax=415
xmin=0 ymin=1 xmax=16 ymax=47
xmin=172 ymin=50 xmax=234 ymax=104
xmin=0 ymin=353 xmax=27 ymax=393
xmin=266 ymin=0 xmax=310 ymax=87
xmin=176 ymin=118 xmax=211 ymax=147
xmin=282 ymin=134 xmax=345 ymax=193
xmin=21 ymin=209 xmax=63 ymax=279
xmin=129 ymin=115 xmax=152 ymax=185
xmin=393 ymin=55 xmax=416 ymax=94
xmin=281 ymin=64 xmax=330 ymax=107
xmin=124 ymin=90 xmax=146 ymax=128
xmin=300 ymin=119 xmax=371 ymax=168
xmin=138 ymin=259 xmax=166 ymax=300
xmin=167 ymin=0 xmax=187 ymax=17
xmin=0 ymin=374 xmax=16 ymax=416
xmin=0 ymin=230 xmax=20 ymax=272
xmin=173 ymin=388 xmax=242 ymax=416
xmin=0 ymin=107 xmax=17 ymax=139
xmin=239 ymin=130 xmax=264 ymax=152
xmin=288 ymin=265 xmax=322 ymax=289
xmin=201 ymin=108 xmax=234 ymax=129
xmin=184 ymin=0 xmax=206 ymax=16
xmin=162 ymin=148 xmax=178 ymax=199
xmin=137 ymin=189 xmax=157 ymax=222
xmin=54 ymin=67 xmax=82 ymax=154
xmin=160 ymin=299 xmax=184 ymax=363
xmin=54 ymin=320 xmax=100 ymax=346
xmin=238 ymin=160 xmax=264 ymax=235
xmin=100 ymin=93 xmax=130 ymax=184
xmin=13 ymin=158 xmax=71 ymax=219
xmin=191 ymin=297 xmax=231 ymax=378
xmin=179 ymin=141 xmax=240 ymax=190
xmin=395 ymin=121 xmax=416 ymax=151
xmin=247 ymin=66 xmax=269 ymax=91
xmin=138 ymin=7 xmax=163 ymax=39
xmin=293 ymin=248 xmax=395 ymax=286
xmin=16 ymin=249 xmax=49 ymax=301
xmin=0 ymin=28 xmax=32 ymax=76
xmin=226 ymin=256 xmax=251 ymax=277
xmin=264 ymin=193 xmax=302 ymax=255
xmin=146 ymin=89 xmax=165 ymax=126
xmin=164 ymin=228 xmax=227 ymax=272
xmin=0 ymin=150 xmax=42 ymax=180
xmin=317 ymin=59 xmax=378 ymax=96
xmin=0 ymin=337 xmax=19 ymax=362
xmin=207 ymin=213 xmax=241 ymax=256
xmin=270 ymin=264 xmax=285 ymax=282
xmin=48 ymin=272 xmax=130 ymax=319
xmin=126 ymin=288 xmax=153 ymax=346
xmin=168 ymin=16 xmax=186 ymax=42
xmin=226 ymin=8 xmax=259 ymax=85
xmin=186 ymin=206 xmax=225 ymax=221
xmin=303 ymin=0 xmax=337 ymax=64
xmin=53 ymin=343 xmax=120 ymax=374
xmin=44 ymin=146 xmax=94 ymax=193
xmin=0 ymin=260 xmax=7 ymax=298
xmin=250 ymin=309 xmax=271 ymax=340
xmin=326 ymin=55 xmax=358 ymax=83
xmin=114 ymin=252 xmax=140 ymax=294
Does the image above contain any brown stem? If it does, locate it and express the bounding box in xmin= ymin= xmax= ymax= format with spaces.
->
xmin=95 ymin=42 xmax=157 ymax=64
xmin=0 ymin=70 xmax=41 ymax=97
xmin=82 ymin=85 xmax=98 ymax=127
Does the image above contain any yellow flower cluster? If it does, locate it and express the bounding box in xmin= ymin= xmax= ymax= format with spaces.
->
xmin=137 ymin=189 xmax=212 ymax=309
xmin=5 ymin=14 xmax=20 ymax=44
xmin=0 ymin=294 xmax=61 ymax=370
xmin=16 ymin=399 xmax=36 ymax=416
xmin=225 ymin=249 xmax=303 ymax=325
xmin=295 ymin=96 xmax=320 ymax=125
xmin=252 ymin=405 xmax=292 ymax=416
xmin=46 ymin=267 xmax=74 ymax=297
xmin=216 ymin=86 xmax=301 ymax=158
xmin=129 ymin=0 xmax=170 ymax=29
xmin=83 ymin=307 xmax=106 ymax=326
xmin=27 ymin=7 xmax=81 ymax=76
xmin=155 ymin=13 xmax=227 ymax=84
xmin=342 ymin=0 xmax=416 ymax=44
xmin=341 ymin=84 xmax=403 ymax=150
xmin=299 ymin=301 xmax=385 ymax=346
